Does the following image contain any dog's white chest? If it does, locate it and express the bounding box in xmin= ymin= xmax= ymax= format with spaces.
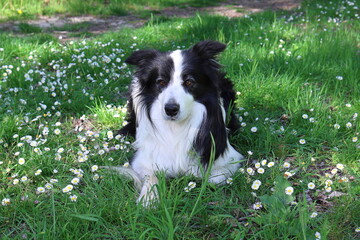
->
xmin=131 ymin=100 xmax=206 ymax=178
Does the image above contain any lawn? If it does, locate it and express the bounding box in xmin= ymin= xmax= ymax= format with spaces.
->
xmin=1 ymin=0 xmax=359 ymax=239
xmin=0 ymin=0 xmax=220 ymax=20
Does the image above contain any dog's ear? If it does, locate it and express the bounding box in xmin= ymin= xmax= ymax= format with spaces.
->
xmin=125 ymin=50 xmax=158 ymax=67
xmin=190 ymin=40 xmax=226 ymax=59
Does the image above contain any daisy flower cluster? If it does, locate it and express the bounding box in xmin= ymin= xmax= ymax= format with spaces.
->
xmin=0 ymin=39 xmax=136 ymax=208
xmin=238 ymin=156 xmax=354 ymax=216
xmin=237 ymin=101 xmax=359 ymax=154
xmin=235 ymin=153 xmax=356 ymax=238
xmin=281 ymin=0 xmax=359 ymax=24
xmin=239 ymin=159 xmax=275 ymax=201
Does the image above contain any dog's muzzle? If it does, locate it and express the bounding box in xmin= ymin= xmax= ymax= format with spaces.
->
xmin=164 ymin=102 xmax=180 ymax=119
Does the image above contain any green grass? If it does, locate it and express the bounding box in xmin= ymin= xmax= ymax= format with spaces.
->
xmin=17 ymin=22 xmax=43 ymax=33
xmin=0 ymin=0 xmax=221 ymax=20
xmin=1 ymin=0 xmax=360 ymax=239
xmin=51 ymin=22 xmax=92 ymax=32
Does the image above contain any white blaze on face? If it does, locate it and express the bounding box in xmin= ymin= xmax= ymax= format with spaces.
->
xmin=170 ymin=50 xmax=184 ymax=86
xmin=159 ymin=50 xmax=194 ymax=121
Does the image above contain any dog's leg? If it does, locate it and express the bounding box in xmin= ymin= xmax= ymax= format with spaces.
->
xmin=100 ymin=166 xmax=143 ymax=191
xmin=101 ymin=166 xmax=159 ymax=207
xmin=208 ymin=168 xmax=228 ymax=184
xmin=208 ymin=146 xmax=244 ymax=185
xmin=137 ymin=174 xmax=159 ymax=207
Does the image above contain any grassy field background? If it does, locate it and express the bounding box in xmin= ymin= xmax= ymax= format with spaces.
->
xmin=0 ymin=0 xmax=219 ymax=20
xmin=1 ymin=0 xmax=360 ymax=239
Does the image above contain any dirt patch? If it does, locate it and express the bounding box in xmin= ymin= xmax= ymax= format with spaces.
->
xmin=161 ymin=0 xmax=302 ymax=18
xmin=0 ymin=15 xmax=145 ymax=42
xmin=28 ymin=15 xmax=144 ymax=30
xmin=0 ymin=0 xmax=302 ymax=42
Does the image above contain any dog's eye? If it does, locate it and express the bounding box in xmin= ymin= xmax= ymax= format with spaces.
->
xmin=184 ymin=79 xmax=195 ymax=87
xmin=156 ymin=79 xmax=167 ymax=87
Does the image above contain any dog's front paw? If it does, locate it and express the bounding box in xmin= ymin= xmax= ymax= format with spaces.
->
xmin=137 ymin=174 xmax=159 ymax=207
xmin=137 ymin=188 xmax=159 ymax=207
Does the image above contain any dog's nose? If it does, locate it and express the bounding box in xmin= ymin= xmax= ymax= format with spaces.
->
xmin=165 ymin=103 xmax=180 ymax=117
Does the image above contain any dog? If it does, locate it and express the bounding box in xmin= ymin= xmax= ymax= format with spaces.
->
xmin=108 ymin=40 xmax=244 ymax=206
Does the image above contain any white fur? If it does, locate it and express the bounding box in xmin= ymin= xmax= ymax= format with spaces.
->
xmin=159 ymin=50 xmax=194 ymax=121
xmin=127 ymin=50 xmax=243 ymax=206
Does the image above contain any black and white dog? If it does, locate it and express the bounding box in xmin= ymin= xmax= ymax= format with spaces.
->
xmin=111 ymin=40 xmax=243 ymax=206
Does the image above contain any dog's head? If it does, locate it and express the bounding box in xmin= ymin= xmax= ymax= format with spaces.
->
xmin=125 ymin=40 xmax=226 ymax=121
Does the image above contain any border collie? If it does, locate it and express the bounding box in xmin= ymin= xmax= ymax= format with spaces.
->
xmin=108 ymin=40 xmax=243 ymax=206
